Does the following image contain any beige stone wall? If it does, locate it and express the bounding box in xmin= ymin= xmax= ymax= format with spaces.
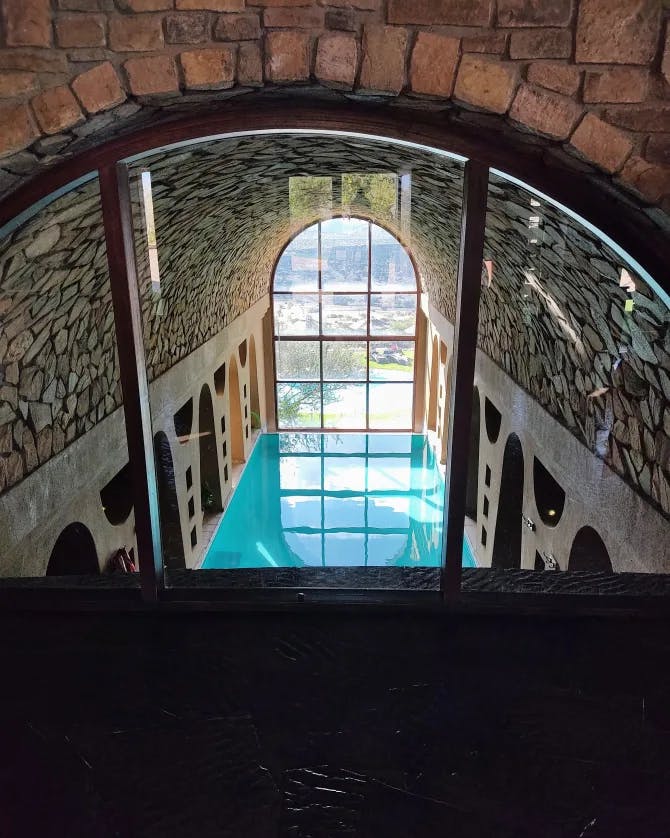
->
xmin=0 ymin=1 xmax=669 ymax=220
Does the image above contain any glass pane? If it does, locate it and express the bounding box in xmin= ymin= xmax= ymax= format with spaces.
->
xmin=369 ymin=341 xmax=414 ymax=381
xmin=274 ymin=225 xmax=319 ymax=291
xmin=342 ymin=173 xmax=398 ymax=224
xmin=460 ymin=170 xmax=670 ymax=586
xmin=370 ymin=294 xmax=416 ymax=336
xmin=277 ymin=383 xmax=321 ymax=428
xmin=289 ymin=176 xmax=332 ymax=223
xmin=322 ymin=341 xmax=366 ymax=381
xmin=276 ymin=341 xmax=320 ymax=381
xmin=369 ymin=383 xmax=413 ymax=429
xmin=273 ymin=293 xmax=320 ymax=336
xmin=322 ymin=294 xmax=367 ymax=335
xmin=371 ymin=224 xmax=415 ymax=290
xmin=279 ymin=455 xmax=322 ymax=490
xmin=0 ymin=178 xmax=136 ymax=584
xmin=321 ymin=218 xmax=368 ymax=291
xmin=322 ymin=383 xmax=367 ymax=428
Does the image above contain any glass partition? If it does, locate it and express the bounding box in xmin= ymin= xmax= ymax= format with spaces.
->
xmin=459 ymin=171 xmax=670 ymax=590
xmin=0 ymin=177 xmax=136 ymax=586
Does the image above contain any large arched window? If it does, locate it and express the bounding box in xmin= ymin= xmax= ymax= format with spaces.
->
xmin=272 ymin=218 xmax=418 ymax=430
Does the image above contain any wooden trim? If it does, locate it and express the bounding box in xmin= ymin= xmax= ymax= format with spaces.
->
xmin=1 ymin=99 xmax=668 ymax=294
xmin=441 ymin=160 xmax=489 ymax=599
xmin=99 ymin=162 xmax=164 ymax=602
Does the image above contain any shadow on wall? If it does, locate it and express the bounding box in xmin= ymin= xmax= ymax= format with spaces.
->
xmin=568 ymin=526 xmax=613 ymax=573
xmin=47 ymin=523 xmax=99 ymax=576
xmin=228 ymin=356 xmax=245 ymax=465
xmin=492 ymin=433 xmax=524 ymax=570
xmin=465 ymin=386 xmax=480 ymax=520
xmin=153 ymin=432 xmax=185 ymax=570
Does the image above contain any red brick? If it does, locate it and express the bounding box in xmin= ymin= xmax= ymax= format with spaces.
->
xmin=663 ymin=30 xmax=670 ymax=85
xmin=265 ymin=30 xmax=311 ymax=82
xmin=239 ymin=41 xmax=263 ymax=86
xmin=2 ymin=0 xmax=51 ymax=47
xmin=264 ymin=7 xmax=324 ymax=28
xmin=180 ymin=47 xmax=236 ymax=89
xmin=360 ymin=25 xmax=408 ymax=95
xmin=109 ymin=15 xmax=164 ymax=52
xmin=603 ymin=106 xmax=670 ymax=134
xmin=0 ymin=104 xmax=37 ymax=159
xmin=583 ymin=68 xmax=650 ymax=104
xmin=388 ymin=0 xmax=491 ymax=26
xmin=315 ymin=31 xmax=358 ymax=89
xmin=323 ymin=0 xmax=378 ymax=8
xmin=510 ymin=83 xmax=582 ymax=139
xmin=71 ymin=61 xmax=126 ymax=114
xmin=254 ymin=0 xmax=312 ymax=5
xmin=454 ymin=55 xmax=518 ymax=114
xmin=0 ymin=72 xmax=37 ymax=98
xmin=646 ymin=135 xmax=670 ymax=167
xmin=570 ymin=113 xmax=633 ymax=173
xmin=410 ymin=32 xmax=460 ymax=97
xmin=116 ymin=0 xmax=172 ymax=9
xmin=497 ymin=0 xmax=572 ymax=27
xmin=526 ymin=62 xmax=580 ymax=96
xmin=55 ymin=14 xmax=106 ymax=48
xmin=31 ymin=85 xmax=84 ymax=134
xmin=176 ymin=0 xmax=244 ymax=9
xmin=165 ymin=13 xmax=210 ymax=44
xmin=509 ymin=28 xmax=571 ymax=59
xmin=0 ymin=50 xmax=67 ymax=74
xmin=619 ymin=155 xmax=670 ymax=204
xmin=462 ymin=32 xmax=507 ymax=55
xmin=214 ymin=13 xmax=261 ymax=41
xmin=576 ymin=0 xmax=661 ymax=64
xmin=124 ymin=55 xmax=179 ymax=95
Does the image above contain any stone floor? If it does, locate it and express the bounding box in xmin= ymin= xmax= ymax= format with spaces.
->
xmin=0 ymin=609 xmax=669 ymax=836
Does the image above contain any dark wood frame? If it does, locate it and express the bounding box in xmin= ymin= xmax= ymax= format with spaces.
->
xmin=0 ymin=98 xmax=668 ymax=614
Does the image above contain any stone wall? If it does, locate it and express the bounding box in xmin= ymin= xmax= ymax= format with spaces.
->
xmin=482 ymin=175 xmax=670 ymax=517
xmin=0 ymin=177 xmax=122 ymax=495
xmin=0 ymin=1 xmax=669 ymax=227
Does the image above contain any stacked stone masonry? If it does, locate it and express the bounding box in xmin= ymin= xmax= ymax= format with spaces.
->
xmin=0 ymin=1 xmax=669 ymax=217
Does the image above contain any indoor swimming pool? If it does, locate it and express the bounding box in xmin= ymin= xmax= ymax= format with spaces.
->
xmin=202 ymin=433 xmax=476 ymax=569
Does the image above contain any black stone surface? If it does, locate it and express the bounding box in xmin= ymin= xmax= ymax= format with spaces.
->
xmin=0 ymin=610 xmax=669 ymax=836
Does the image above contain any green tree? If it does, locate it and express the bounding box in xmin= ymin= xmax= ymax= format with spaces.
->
xmin=342 ymin=173 xmax=397 ymax=222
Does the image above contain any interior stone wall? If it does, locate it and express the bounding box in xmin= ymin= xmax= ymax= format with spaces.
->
xmin=0 ymin=177 xmax=122 ymax=495
xmin=0 ymin=0 xmax=669 ymax=233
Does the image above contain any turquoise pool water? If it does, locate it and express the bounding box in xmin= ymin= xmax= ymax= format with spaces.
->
xmin=203 ymin=433 xmax=476 ymax=569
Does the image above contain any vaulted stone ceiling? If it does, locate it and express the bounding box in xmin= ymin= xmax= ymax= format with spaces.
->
xmin=130 ymin=134 xmax=465 ymax=380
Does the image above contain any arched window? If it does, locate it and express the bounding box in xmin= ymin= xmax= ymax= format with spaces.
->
xmin=272 ymin=218 xmax=418 ymax=430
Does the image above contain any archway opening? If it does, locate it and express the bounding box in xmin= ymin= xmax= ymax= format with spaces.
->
xmin=533 ymin=457 xmax=566 ymax=528
xmin=427 ymin=336 xmax=438 ymax=432
xmin=228 ymin=355 xmax=245 ymax=464
xmin=492 ymin=433 xmax=524 ymax=570
xmin=249 ymin=335 xmax=261 ymax=429
xmin=465 ymin=387 xmax=480 ymax=520
xmin=47 ymin=523 xmax=98 ymax=576
xmin=273 ymin=217 xmax=418 ymax=430
xmin=198 ymin=384 xmax=223 ymax=515
xmin=568 ymin=527 xmax=613 ymax=573
xmin=154 ymin=431 xmax=186 ymax=570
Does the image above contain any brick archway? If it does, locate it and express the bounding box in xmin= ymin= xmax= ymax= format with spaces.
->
xmin=0 ymin=1 xmax=669 ymax=219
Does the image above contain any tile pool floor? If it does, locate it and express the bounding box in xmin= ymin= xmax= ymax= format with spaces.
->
xmin=202 ymin=432 xmax=476 ymax=569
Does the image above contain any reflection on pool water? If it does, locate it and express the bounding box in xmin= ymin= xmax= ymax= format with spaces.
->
xmin=203 ymin=433 xmax=477 ymax=569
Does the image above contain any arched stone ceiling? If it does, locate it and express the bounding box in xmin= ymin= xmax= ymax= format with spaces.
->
xmin=130 ymin=134 xmax=464 ymax=379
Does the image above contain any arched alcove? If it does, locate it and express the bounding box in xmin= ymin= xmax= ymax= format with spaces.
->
xmin=173 ymin=398 xmax=193 ymax=444
xmin=465 ymin=386 xmax=481 ymax=520
xmin=153 ymin=431 xmax=186 ymax=570
xmin=214 ymin=362 xmax=226 ymax=396
xmin=427 ymin=336 xmax=438 ymax=432
xmin=47 ymin=523 xmax=99 ymax=576
xmin=568 ymin=527 xmax=613 ymax=573
xmin=198 ymin=384 xmax=223 ymax=514
xmin=533 ymin=457 xmax=566 ymax=527
xmin=238 ymin=339 xmax=248 ymax=368
xmin=484 ymin=397 xmax=502 ymax=444
xmin=100 ymin=463 xmax=133 ymax=525
xmin=248 ymin=335 xmax=261 ymax=428
xmin=491 ymin=433 xmax=524 ymax=571
xmin=228 ymin=355 xmax=245 ymax=464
